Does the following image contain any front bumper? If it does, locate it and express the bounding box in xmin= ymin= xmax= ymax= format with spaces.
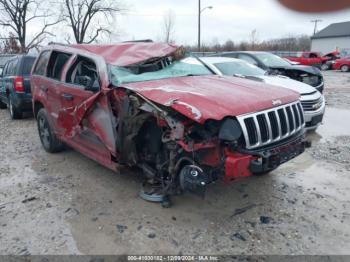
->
xmin=224 ymin=133 xmax=306 ymax=181
xmin=303 ymin=99 xmax=326 ymax=130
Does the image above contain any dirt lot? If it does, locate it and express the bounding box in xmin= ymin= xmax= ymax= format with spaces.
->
xmin=0 ymin=71 xmax=350 ymax=255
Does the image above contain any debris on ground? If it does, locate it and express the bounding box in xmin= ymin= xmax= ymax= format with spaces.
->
xmin=116 ymin=224 xmax=128 ymax=233
xmin=260 ymin=216 xmax=272 ymax=224
xmin=22 ymin=197 xmax=38 ymax=203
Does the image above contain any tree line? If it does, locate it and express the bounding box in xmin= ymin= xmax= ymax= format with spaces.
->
xmin=186 ymin=35 xmax=311 ymax=53
xmin=0 ymin=1 xmax=311 ymax=54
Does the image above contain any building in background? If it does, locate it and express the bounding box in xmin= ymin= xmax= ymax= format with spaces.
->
xmin=311 ymin=21 xmax=350 ymax=54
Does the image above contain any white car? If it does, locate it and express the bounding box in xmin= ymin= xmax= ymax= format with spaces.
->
xmin=200 ymin=57 xmax=325 ymax=131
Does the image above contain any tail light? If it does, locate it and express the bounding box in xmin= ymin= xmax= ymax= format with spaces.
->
xmin=14 ymin=76 xmax=25 ymax=92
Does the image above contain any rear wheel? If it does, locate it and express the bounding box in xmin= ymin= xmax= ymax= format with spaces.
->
xmin=341 ymin=65 xmax=349 ymax=72
xmin=9 ymin=94 xmax=22 ymax=119
xmin=37 ymin=108 xmax=63 ymax=153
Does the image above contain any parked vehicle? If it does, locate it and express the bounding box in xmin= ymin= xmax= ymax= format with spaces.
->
xmin=216 ymin=51 xmax=325 ymax=93
xmin=273 ymin=51 xmax=330 ymax=69
xmin=0 ymin=54 xmax=16 ymax=76
xmin=200 ymin=57 xmax=325 ymax=131
xmin=31 ymin=43 xmax=307 ymax=206
xmin=322 ymin=51 xmax=341 ymax=70
xmin=333 ymin=56 xmax=350 ymax=72
xmin=0 ymin=55 xmax=36 ymax=119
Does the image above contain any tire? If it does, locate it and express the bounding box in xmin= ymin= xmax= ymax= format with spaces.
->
xmin=340 ymin=65 xmax=349 ymax=72
xmin=321 ymin=63 xmax=329 ymax=71
xmin=0 ymin=100 xmax=7 ymax=109
xmin=37 ymin=108 xmax=64 ymax=153
xmin=8 ymin=94 xmax=22 ymax=119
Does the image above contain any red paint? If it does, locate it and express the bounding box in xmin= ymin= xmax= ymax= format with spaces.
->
xmin=334 ymin=56 xmax=350 ymax=71
xmin=71 ymin=43 xmax=178 ymax=66
xmin=283 ymin=52 xmax=329 ymax=67
xmin=224 ymin=151 xmax=255 ymax=182
xmin=123 ymin=75 xmax=298 ymax=123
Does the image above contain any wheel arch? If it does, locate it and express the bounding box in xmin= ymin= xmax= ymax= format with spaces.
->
xmin=33 ymin=100 xmax=45 ymax=119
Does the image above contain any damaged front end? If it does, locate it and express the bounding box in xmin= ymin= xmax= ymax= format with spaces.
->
xmin=110 ymin=89 xmax=307 ymax=205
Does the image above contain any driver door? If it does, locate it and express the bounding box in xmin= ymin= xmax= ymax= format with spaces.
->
xmin=58 ymin=55 xmax=117 ymax=165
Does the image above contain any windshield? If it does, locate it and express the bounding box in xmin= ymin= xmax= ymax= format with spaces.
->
xmin=110 ymin=56 xmax=213 ymax=85
xmin=255 ymin=53 xmax=291 ymax=67
xmin=214 ymin=60 xmax=265 ymax=77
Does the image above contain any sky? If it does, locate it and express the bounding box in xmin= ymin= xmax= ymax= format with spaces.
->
xmin=16 ymin=0 xmax=350 ymax=47
xmin=110 ymin=0 xmax=350 ymax=45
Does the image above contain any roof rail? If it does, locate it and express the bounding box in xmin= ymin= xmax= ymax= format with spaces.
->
xmin=122 ymin=39 xmax=153 ymax=43
xmin=48 ymin=42 xmax=70 ymax=46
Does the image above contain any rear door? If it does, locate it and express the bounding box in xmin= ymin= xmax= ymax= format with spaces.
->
xmin=32 ymin=50 xmax=62 ymax=127
xmin=4 ymin=58 xmax=18 ymax=98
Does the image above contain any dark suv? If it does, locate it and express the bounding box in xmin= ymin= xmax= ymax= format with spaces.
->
xmin=0 ymin=55 xmax=36 ymax=119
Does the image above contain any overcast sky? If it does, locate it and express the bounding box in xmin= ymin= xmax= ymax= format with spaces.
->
xmin=111 ymin=0 xmax=350 ymax=45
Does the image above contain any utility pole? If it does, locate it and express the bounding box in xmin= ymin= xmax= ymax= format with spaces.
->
xmin=198 ymin=0 xmax=201 ymax=51
xmin=198 ymin=0 xmax=213 ymax=51
xmin=311 ymin=19 xmax=322 ymax=35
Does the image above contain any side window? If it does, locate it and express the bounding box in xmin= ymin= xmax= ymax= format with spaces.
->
xmin=47 ymin=51 xmax=72 ymax=80
xmin=65 ymin=56 xmax=100 ymax=91
xmin=33 ymin=51 xmax=50 ymax=76
xmin=6 ymin=60 xmax=16 ymax=76
xmin=22 ymin=57 xmax=36 ymax=75
xmin=238 ymin=54 xmax=258 ymax=65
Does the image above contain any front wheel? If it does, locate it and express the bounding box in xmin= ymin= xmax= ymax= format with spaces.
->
xmin=341 ymin=65 xmax=349 ymax=72
xmin=321 ymin=63 xmax=329 ymax=71
xmin=37 ymin=108 xmax=64 ymax=153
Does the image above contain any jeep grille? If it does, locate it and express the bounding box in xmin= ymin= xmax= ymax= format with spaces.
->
xmin=237 ymin=101 xmax=305 ymax=149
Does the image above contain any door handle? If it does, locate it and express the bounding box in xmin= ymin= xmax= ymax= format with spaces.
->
xmin=40 ymin=86 xmax=48 ymax=92
xmin=62 ymin=93 xmax=73 ymax=101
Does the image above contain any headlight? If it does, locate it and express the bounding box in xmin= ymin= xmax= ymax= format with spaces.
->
xmin=302 ymin=75 xmax=320 ymax=87
xmin=219 ymin=118 xmax=242 ymax=141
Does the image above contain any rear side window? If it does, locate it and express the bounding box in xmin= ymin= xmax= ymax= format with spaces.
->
xmin=6 ymin=60 xmax=17 ymax=76
xmin=47 ymin=51 xmax=72 ymax=80
xmin=33 ymin=51 xmax=50 ymax=76
xmin=22 ymin=57 xmax=36 ymax=75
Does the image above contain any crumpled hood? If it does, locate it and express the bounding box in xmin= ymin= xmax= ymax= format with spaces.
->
xmin=121 ymin=75 xmax=299 ymax=123
xmin=271 ymin=64 xmax=322 ymax=76
xmin=258 ymin=75 xmax=318 ymax=95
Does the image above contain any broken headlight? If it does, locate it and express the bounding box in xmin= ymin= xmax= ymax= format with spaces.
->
xmin=218 ymin=118 xmax=242 ymax=142
xmin=301 ymin=75 xmax=320 ymax=87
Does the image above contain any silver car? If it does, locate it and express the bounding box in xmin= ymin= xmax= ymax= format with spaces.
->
xmin=200 ymin=57 xmax=326 ymax=131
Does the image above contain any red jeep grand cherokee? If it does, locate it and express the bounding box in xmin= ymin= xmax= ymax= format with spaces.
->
xmin=31 ymin=42 xmax=307 ymax=205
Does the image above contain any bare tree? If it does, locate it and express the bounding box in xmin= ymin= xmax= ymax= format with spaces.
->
xmin=162 ymin=9 xmax=176 ymax=44
xmin=0 ymin=0 xmax=62 ymax=52
xmin=0 ymin=33 xmax=21 ymax=54
xmin=62 ymin=0 xmax=123 ymax=44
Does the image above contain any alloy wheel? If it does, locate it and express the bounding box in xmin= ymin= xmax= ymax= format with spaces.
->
xmin=38 ymin=116 xmax=51 ymax=149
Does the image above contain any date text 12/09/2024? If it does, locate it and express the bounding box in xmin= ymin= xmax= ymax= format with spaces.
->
xmin=127 ymin=255 xmax=219 ymax=261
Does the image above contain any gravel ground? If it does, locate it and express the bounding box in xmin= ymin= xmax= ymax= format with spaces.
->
xmin=0 ymin=71 xmax=350 ymax=255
